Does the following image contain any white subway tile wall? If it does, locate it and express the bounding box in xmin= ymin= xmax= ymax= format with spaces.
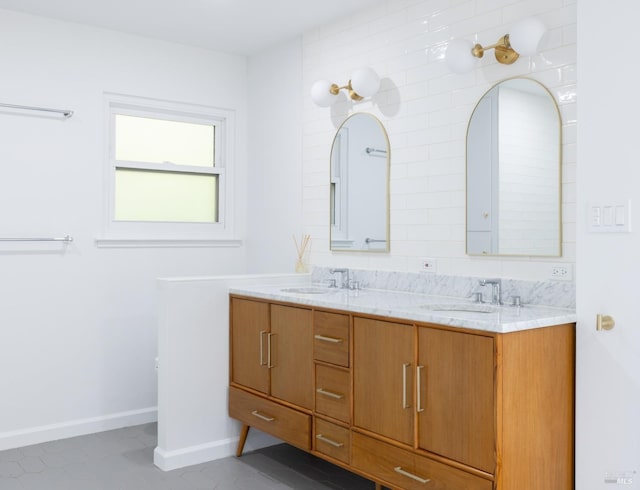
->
xmin=302 ymin=0 xmax=576 ymax=280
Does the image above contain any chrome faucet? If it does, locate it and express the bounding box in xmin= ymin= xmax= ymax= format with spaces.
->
xmin=329 ymin=268 xmax=350 ymax=289
xmin=479 ymin=278 xmax=502 ymax=305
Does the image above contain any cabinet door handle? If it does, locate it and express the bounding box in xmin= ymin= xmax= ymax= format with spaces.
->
xmin=259 ymin=330 xmax=267 ymax=366
xmin=394 ymin=466 xmax=430 ymax=484
xmin=251 ymin=410 xmax=275 ymax=422
xmin=267 ymin=333 xmax=275 ymax=368
xmin=316 ymin=388 xmax=344 ymax=400
xmin=402 ymin=363 xmax=411 ymax=409
xmin=314 ymin=334 xmax=343 ymax=343
xmin=416 ymin=365 xmax=425 ymax=413
xmin=315 ymin=434 xmax=344 ymax=448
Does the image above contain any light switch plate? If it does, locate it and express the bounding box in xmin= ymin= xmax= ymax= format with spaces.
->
xmin=588 ymin=200 xmax=631 ymax=233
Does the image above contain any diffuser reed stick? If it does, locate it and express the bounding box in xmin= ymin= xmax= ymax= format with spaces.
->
xmin=293 ymin=234 xmax=311 ymax=273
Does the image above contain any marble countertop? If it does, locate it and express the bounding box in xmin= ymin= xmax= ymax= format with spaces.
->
xmin=229 ymin=283 xmax=577 ymax=334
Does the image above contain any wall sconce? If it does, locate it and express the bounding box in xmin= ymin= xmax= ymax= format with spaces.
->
xmin=445 ymin=17 xmax=546 ymax=74
xmin=311 ymin=67 xmax=380 ymax=107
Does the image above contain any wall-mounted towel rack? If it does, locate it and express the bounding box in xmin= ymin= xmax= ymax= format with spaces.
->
xmin=365 ymin=237 xmax=386 ymax=244
xmin=0 ymin=235 xmax=74 ymax=243
xmin=0 ymin=102 xmax=74 ymax=119
xmin=365 ymin=147 xmax=387 ymax=156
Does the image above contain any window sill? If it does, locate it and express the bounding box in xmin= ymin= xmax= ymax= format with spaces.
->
xmin=94 ymin=237 xmax=243 ymax=248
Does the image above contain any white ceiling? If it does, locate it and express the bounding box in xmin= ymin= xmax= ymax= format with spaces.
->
xmin=0 ymin=0 xmax=385 ymax=55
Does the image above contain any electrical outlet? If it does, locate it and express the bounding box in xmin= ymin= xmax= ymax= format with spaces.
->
xmin=419 ymin=258 xmax=437 ymax=273
xmin=549 ymin=264 xmax=572 ymax=281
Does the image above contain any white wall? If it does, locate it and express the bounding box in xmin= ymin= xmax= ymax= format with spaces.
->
xmin=0 ymin=9 xmax=249 ymax=449
xmin=246 ymin=39 xmax=304 ymax=273
xmin=577 ymin=1 xmax=640 ymax=487
xmin=155 ymin=273 xmax=309 ymax=470
xmin=302 ymin=0 xmax=576 ymax=281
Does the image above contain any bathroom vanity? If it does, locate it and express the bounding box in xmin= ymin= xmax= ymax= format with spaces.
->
xmin=228 ymin=285 xmax=575 ymax=490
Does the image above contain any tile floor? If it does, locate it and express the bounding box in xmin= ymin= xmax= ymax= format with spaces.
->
xmin=0 ymin=423 xmax=376 ymax=489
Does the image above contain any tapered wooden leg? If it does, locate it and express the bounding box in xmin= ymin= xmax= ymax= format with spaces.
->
xmin=235 ymin=424 xmax=250 ymax=457
xmin=374 ymin=483 xmax=382 ymax=490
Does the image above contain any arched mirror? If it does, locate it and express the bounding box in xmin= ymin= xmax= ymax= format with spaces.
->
xmin=330 ymin=113 xmax=390 ymax=252
xmin=466 ymin=78 xmax=562 ymax=256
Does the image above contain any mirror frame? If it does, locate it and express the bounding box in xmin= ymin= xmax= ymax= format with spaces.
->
xmin=329 ymin=112 xmax=391 ymax=253
xmin=465 ymin=77 xmax=563 ymax=257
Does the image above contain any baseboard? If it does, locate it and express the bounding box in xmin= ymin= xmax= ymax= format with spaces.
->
xmin=154 ymin=431 xmax=281 ymax=471
xmin=0 ymin=407 xmax=157 ymax=451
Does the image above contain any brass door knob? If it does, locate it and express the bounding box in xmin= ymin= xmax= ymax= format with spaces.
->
xmin=596 ymin=314 xmax=615 ymax=331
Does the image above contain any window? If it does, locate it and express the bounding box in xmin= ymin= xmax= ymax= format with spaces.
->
xmin=99 ymin=94 xmax=237 ymax=247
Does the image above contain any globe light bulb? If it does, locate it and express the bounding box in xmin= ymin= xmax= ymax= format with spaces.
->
xmin=350 ymin=67 xmax=380 ymax=98
xmin=445 ymin=38 xmax=476 ymax=74
xmin=509 ymin=17 xmax=546 ymax=56
xmin=311 ymin=80 xmax=337 ymax=107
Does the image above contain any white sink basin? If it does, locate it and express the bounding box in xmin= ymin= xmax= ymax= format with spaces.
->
xmin=421 ymin=303 xmax=498 ymax=314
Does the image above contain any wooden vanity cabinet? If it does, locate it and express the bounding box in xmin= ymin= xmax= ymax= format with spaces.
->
xmin=229 ymin=295 xmax=575 ymax=490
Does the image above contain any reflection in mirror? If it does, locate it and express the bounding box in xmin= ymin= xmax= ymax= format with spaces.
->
xmin=466 ymin=78 xmax=562 ymax=256
xmin=330 ymin=113 xmax=390 ymax=252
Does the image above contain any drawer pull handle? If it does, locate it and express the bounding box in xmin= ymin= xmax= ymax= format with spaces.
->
xmin=251 ymin=410 xmax=275 ymax=422
xmin=316 ymin=434 xmax=344 ymax=448
xmin=416 ymin=365 xmax=425 ymax=413
xmin=259 ymin=330 xmax=267 ymax=366
xmin=394 ymin=466 xmax=430 ymax=484
xmin=402 ymin=362 xmax=411 ymax=409
xmin=316 ymin=388 xmax=344 ymax=400
xmin=314 ymin=334 xmax=343 ymax=344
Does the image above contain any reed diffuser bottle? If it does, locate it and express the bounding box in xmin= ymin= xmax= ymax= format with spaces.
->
xmin=293 ymin=234 xmax=310 ymax=273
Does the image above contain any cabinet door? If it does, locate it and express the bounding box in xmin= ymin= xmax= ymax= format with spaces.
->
xmin=270 ymin=305 xmax=313 ymax=410
xmin=353 ymin=317 xmax=414 ymax=445
xmin=230 ymin=298 xmax=270 ymax=394
xmin=417 ymin=327 xmax=495 ymax=473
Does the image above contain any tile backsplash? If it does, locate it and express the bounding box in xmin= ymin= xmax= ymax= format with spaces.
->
xmin=301 ymin=0 xmax=577 ymax=282
xmin=312 ymin=266 xmax=575 ymax=309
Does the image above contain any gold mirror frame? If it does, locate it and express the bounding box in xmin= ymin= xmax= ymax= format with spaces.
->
xmin=466 ymin=77 xmax=563 ymax=257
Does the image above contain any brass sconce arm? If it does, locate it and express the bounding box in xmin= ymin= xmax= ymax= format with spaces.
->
xmin=445 ymin=17 xmax=545 ymax=74
xmin=472 ymin=34 xmax=519 ymax=65
xmin=311 ymin=67 xmax=379 ymax=107
xmin=329 ymin=81 xmax=364 ymax=101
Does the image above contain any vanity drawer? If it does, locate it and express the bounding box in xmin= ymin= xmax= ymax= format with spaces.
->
xmin=315 ymin=364 xmax=350 ymax=423
xmin=352 ymin=432 xmax=492 ymax=490
xmin=314 ymin=311 xmax=349 ymax=366
xmin=229 ymin=386 xmax=310 ymax=450
xmin=314 ymin=418 xmax=350 ymax=464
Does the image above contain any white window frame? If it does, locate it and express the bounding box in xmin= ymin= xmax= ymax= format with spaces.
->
xmin=97 ymin=93 xmax=239 ymax=248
